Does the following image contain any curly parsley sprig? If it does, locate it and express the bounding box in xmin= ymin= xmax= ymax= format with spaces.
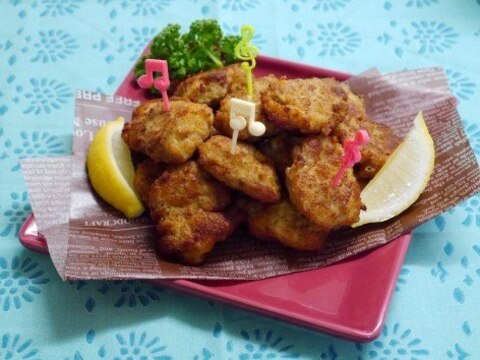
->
xmin=134 ymin=20 xmax=241 ymax=88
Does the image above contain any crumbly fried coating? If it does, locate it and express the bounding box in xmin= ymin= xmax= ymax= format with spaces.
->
xmin=133 ymin=159 xmax=165 ymax=203
xmin=122 ymin=100 xmax=214 ymax=164
xmin=214 ymin=75 xmax=280 ymax=141
xmin=239 ymin=197 xmax=330 ymax=251
xmin=157 ymin=207 xmax=242 ymax=264
xmin=147 ymin=161 xmax=242 ymax=264
xmin=198 ymin=135 xmax=281 ymax=203
xmin=149 ymin=162 xmax=231 ymax=217
xmin=174 ymin=64 xmax=246 ymax=108
xmin=333 ymin=117 xmax=401 ymax=179
xmin=286 ymin=136 xmax=362 ymax=228
xmin=259 ymin=134 xmax=298 ymax=180
xmin=261 ymin=77 xmax=348 ymax=135
xmin=341 ymin=83 xmax=368 ymax=123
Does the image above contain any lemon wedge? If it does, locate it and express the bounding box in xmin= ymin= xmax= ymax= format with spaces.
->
xmin=352 ymin=112 xmax=435 ymax=228
xmin=86 ymin=117 xmax=144 ymax=218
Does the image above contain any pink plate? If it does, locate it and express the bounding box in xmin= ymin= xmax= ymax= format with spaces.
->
xmin=19 ymin=56 xmax=412 ymax=341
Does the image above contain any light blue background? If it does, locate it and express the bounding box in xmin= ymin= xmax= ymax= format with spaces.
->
xmin=1 ymin=0 xmax=479 ymax=359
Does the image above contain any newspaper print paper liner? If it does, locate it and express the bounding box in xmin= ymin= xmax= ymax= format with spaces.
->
xmin=22 ymin=58 xmax=480 ymax=280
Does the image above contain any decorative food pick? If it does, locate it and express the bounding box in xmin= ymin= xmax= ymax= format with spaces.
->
xmin=229 ymin=24 xmax=265 ymax=154
xmin=137 ymin=59 xmax=171 ymax=112
xmin=332 ymin=129 xmax=370 ymax=188
xmin=235 ymin=24 xmax=259 ymax=98
xmin=229 ymin=98 xmax=255 ymax=154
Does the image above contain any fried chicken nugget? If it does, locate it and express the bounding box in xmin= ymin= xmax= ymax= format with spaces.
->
xmin=239 ymin=197 xmax=330 ymax=251
xmin=341 ymin=83 xmax=368 ymax=123
xmin=122 ymin=100 xmax=214 ymax=164
xmin=259 ymin=134 xmax=299 ymax=180
xmin=333 ymin=117 xmax=401 ymax=179
xmin=261 ymin=77 xmax=348 ymax=135
xmin=174 ymin=64 xmax=246 ymax=108
xmin=133 ymin=159 xmax=165 ymax=203
xmin=286 ymin=136 xmax=362 ymax=228
xmin=332 ymin=84 xmax=401 ymax=179
xmin=198 ymin=135 xmax=281 ymax=203
xmin=214 ymin=75 xmax=280 ymax=141
xmin=147 ymin=161 xmax=242 ymax=264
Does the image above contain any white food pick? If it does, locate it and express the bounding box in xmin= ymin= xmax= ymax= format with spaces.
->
xmin=229 ymin=97 xmax=266 ymax=154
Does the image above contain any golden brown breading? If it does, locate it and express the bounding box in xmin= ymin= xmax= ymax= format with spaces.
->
xmin=174 ymin=64 xmax=246 ymax=108
xmin=333 ymin=117 xmax=401 ymax=179
xmin=148 ymin=162 xmax=231 ymax=217
xmin=259 ymin=134 xmax=298 ymax=180
xmin=147 ymin=161 xmax=242 ymax=264
xmin=156 ymin=207 xmax=242 ymax=265
xmin=333 ymin=83 xmax=401 ymax=179
xmin=214 ymin=75 xmax=280 ymax=141
xmin=286 ymin=136 xmax=362 ymax=228
xmin=261 ymin=77 xmax=348 ymax=135
xmin=122 ymin=100 xmax=214 ymax=164
xmin=341 ymin=83 xmax=368 ymax=123
xmin=133 ymin=159 xmax=165 ymax=203
xmin=240 ymin=197 xmax=330 ymax=251
xmin=198 ymin=135 xmax=281 ymax=203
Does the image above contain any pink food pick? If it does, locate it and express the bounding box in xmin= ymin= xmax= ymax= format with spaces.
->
xmin=331 ymin=129 xmax=370 ymax=188
xmin=137 ymin=59 xmax=171 ymax=112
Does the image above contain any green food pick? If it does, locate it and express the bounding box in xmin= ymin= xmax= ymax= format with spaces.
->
xmin=234 ymin=25 xmax=259 ymax=98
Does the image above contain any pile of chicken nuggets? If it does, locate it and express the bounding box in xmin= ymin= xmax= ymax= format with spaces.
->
xmin=121 ymin=64 xmax=401 ymax=265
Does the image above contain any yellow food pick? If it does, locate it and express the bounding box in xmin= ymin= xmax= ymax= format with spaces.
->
xmin=234 ymin=24 xmax=259 ymax=98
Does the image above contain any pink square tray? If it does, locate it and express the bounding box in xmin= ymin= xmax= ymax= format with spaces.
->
xmin=19 ymin=55 xmax=412 ymax=342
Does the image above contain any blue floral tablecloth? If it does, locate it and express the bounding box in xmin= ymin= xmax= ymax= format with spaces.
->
xmin=1 ymin=1 xmax=479 ymax=359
